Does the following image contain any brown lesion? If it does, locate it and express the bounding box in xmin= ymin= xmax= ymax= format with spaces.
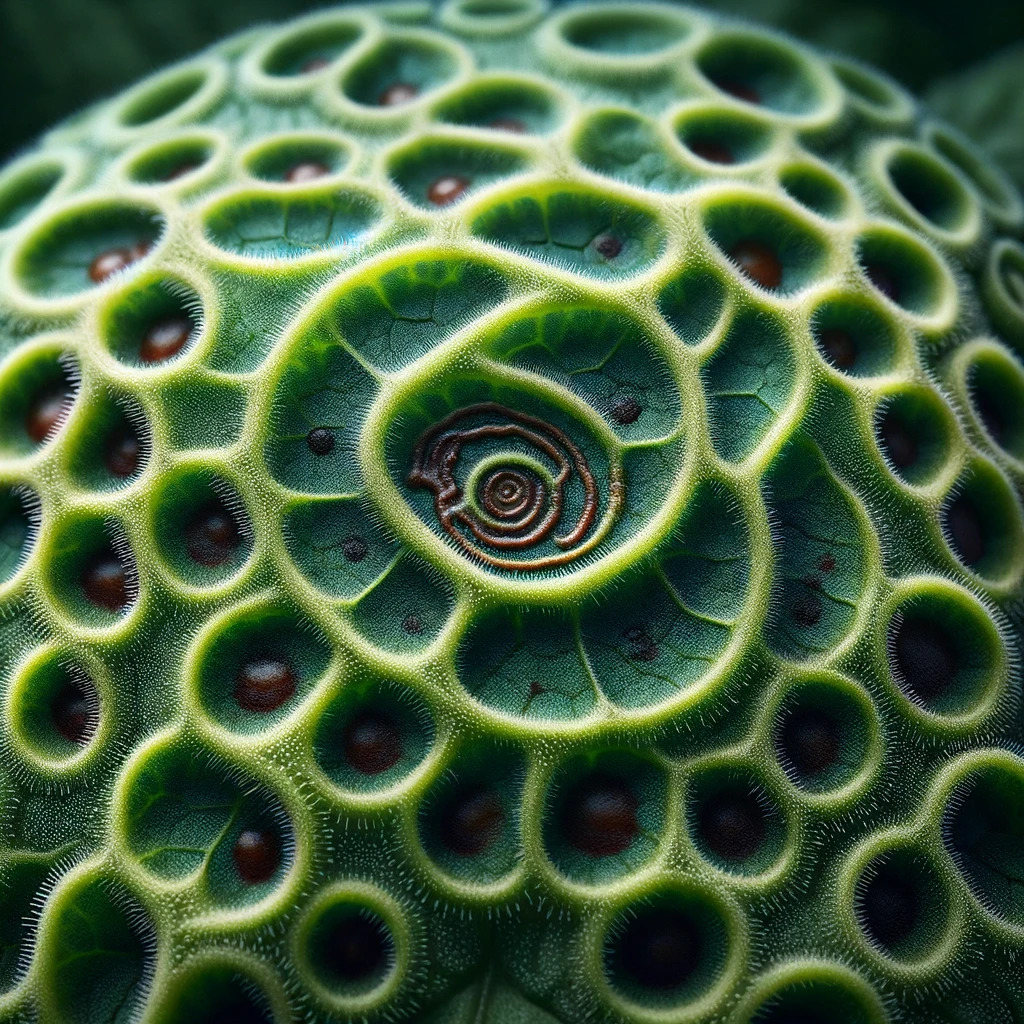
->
xmin=406 ymin=402 xmax=623 ymax=571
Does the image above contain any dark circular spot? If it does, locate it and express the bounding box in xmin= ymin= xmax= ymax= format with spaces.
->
xmin=185 ymin=501 xmax=240 ymax=567
xmin=439 ymin=783 xmax=504 ymax=856
xmin=877 ymin=406 xmax=918 ymax=469
xmin=342 ymin=709 xmax=403 ymax=775
xmin=945 ymin=493 xmax=985 ymax=567
xmin=306 ymin=427 xmax=335 ymax=456
xmin=139 ymin=315 xmax=193 ymax=364
xmin=594 ymin=233 xmax=623 ymax=259
xmin=234 ymin=655 xmax=296 ymax=713
xmin=819 ymin=554 xmax=836 ymax=572
xmin=817 ymin=327 xmax=857 ymax=369
xmin=378 ymin=82 xmax=419 ymax=106
xmin=610 ymin=908 xmax=700 ymax=990
xmin=561 ymin=772 xmax=639 ymax=857
xmin=87 ymin=241 xmax=151 ymax=284
xmin=232 ymin=828 xmax=280 ymax=884
xmin=623 ymin=627 xmax=658 ymax=662
xmin=860 ymin=861 xmax=918 ymax=949
xmin=489 ymin=116 xmax=526 ymax=133
xmin=728 ymin=239 xmax=782 ymax=289
xmin=284 ymin=161 xmax=331 ymax=183
xmin=892 ymin=614 xmax=957 ymax=704
xmin=610 ymin=397 xmax=642 ymax=425
xmin=51 ymin=679 xmax=95 ymax=744
xmin=301 ymin=56 xmax=331 ymax=73
xmin=103 ymin=425 xmax=141 ymax=477
xmin=791 ymin=593 xmax=822 ymax=627
xmin=689 ymin=139 xmax=734 ymax=164
xmin=779 ymin=706 xmax=840 ymax=777
xmin=529 ymin=680 xmax=544 ymax=697
xmin=25 ymin=386 xmax=71 ymax=443
xmin=318 ymin=910 xmax=392 ymax=983
xmin=402 ymin=614 xmax=423 ymax=635
xmin=866 ymin=263 xmax=900 ymax=303
xmin=81 ymin=551 xmax=129 ymax=611
xmin=342 ymin=535 xmax=368 ymax=563
xmin=698 ymin=787 xmax=765 ymax=862
xmin=427 ymin=175 xmax=470 ymax=207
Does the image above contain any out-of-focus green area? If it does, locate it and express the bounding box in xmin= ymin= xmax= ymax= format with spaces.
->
xmin=0 ymin=0 xmax=1021 ymax=187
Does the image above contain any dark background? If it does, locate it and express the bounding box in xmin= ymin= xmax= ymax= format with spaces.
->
xmin=1 ymin=0 xmax=1022 ymax=182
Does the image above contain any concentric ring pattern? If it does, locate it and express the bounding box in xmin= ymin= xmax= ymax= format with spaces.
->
xmin=1 ymin=2 xmax=1023 ymax=1022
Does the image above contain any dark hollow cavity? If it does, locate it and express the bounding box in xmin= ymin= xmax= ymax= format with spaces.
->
xmin=779 ymin=706 xmax=840 ymax=776
xmin=320 ymin=911 xmax=391 ymax=982
xmin=611 ymin=908 xmax=701 ymax=990
xmin=561 ymin=772 xmax=639 ymax=857
xmin=877 ymin=407 xmax=918 ymax=469
xmin=439 ymin=783 xmax=504 ymax=856
xmin=945 ymin=493 xmax=985 ymax=567
xmin=234 ymin=655 xmax=296 ymax=713
xmin=104 ymin=425 xmax=141 ymax=477
xmin=689 ymin=139 xmax=734 ymax=164
xmin=866 ymin=263 xmax=900 ymax=303
xmin=698 ymin=787 xmax=766 ymax=861
xmin=342 ymin=709 xmax=403 ymax=775
xmin=51 ymin=679 xmax=95 ymax=744
xmin=860 ymin=862 xmax=919 ymax=949
xmin=817 ymin=327 xmax=857 ymax=369
xmin=25 ymin=385 xmax=71 ymax=443
xmin=892 ymin=614 xmax=957 ymax=704
xmin=81 ymin=550 xmax=130 ymax=611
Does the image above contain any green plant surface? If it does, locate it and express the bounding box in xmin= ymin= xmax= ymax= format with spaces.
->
xmin=1 ymin=2 xmax=1024 ymax=1022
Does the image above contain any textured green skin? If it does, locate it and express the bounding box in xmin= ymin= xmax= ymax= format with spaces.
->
xmin=1 ymin=1 xmax=1024 ymax=1022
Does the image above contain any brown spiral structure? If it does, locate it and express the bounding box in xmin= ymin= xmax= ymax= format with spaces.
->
xmin=407 ymin=403 xmax=624 ymax=571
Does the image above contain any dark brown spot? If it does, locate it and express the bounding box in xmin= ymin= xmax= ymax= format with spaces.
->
xmin=342 ymin=535 xmax=367 ymax=562
xmin=779 ymin=706 xmax=840 ymax=777
xmin=792 ymin=594 xmax=822 ymax=627
xmin=51 ymin=678 xmax=95 ymax=744
xmin=164 ymin=161 xmax=200 ymax=181
xmin=819 ymin=554 xmax=836 ymax=572
xmin=139 ymin=315 xmax=193 ymax=364
xmin=232 ymin=828 xmax=280 ymax=884
xmin=698 ymin=787 xmax=765 ymax=861
xmin=610 ymin=908 xmax=701 ymax=990
xmin=185 ymin=501 xmax=240 ymax=567
xmin=945 ymin=493 xmax=985 ymax=567
xmin=892 ymin=614 xmax=957 ymax=704
xmin=877 ymin=407 xmax=918 ymax=469
xmin=561 ymin=772 xmax=639 ymax=857
xmin=529 ymin=680 xmax=544 ymax=697
xmin=319 ymin=911 xmax=391 ymax=982
xmin=301 ymin=56 xmax=332 ymax=73
xmin=25 ymin=386 xmax=71 ymax=443
xmin=439 ymin=783 xmax=504 ymax=856
xmin=594 ymin=233 xmax=623 ymax=259
xmin=379 ymin=82 xmax=419 ymax=106
xmin=306 ymin=427 xmax=335 ymax=456
xmin=234 ymin=655 xmax=296 ymax=713
xmin=817 ymin=327 xmax=857 ymax=369
xmin=343 ymin=709 xmax=403 ymax=775
xmin=623 ymin=627 xmax=658 ymax=662
xmin=427 ymin=175 xmax=470 ymax=207
xmin=716 ymin=80 xmax=761 ymax=104
xmin=689 ymin=139 xmax=734 ymax=164
xmin=103 ymin=425 xmax=141 ymax=478
xmin=81 ymin=550 xmax=129 ymax=612
xmin=610 ymin=397 xmax=642 ymax=425
xmin=489 ymin=116 xmax=527 ymax=133
xmin=87 ymin=241 xmax=151 ymax=284
xmin=866 ymin=263 xmax=900 ymax=303
xmin=402 ymin=614 xmax=423 ymax=635
xmin=728 ymin=239 xmax=783 ymax=289
xmin=860 ymin=861 xmax=919 ymax=949
xmin=284 ymin=161 xmax=331 ymax=183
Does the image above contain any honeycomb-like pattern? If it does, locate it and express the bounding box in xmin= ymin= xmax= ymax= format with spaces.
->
xmin=1 ymin=2 xmax=1024 ymax=1022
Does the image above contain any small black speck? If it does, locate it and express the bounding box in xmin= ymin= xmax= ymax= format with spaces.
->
xmin=306 ymin=427 xmax=336 ymax=456
xmin=342 ymin=535 xmax=368 ymax=562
